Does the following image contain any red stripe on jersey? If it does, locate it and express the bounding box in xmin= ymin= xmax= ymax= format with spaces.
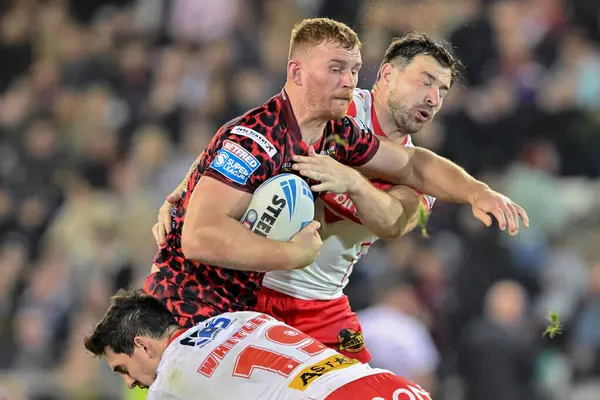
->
xmin=168 ymin=329 xmax=187 ymax=346
xmin=347 ymin=100 xmax=357 ymax=118
xmin=322 ymin=196 xmax=361 ymax=224
xmin=334 ymin=260 xmax=354 ymax=292
xmin=409 ymin=187 xmax=432 ymax=209
xmin=370 ymin=94 xmax=387 ymax=138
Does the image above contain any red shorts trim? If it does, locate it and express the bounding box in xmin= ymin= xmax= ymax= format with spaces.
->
xmin=326 ymin=373 xmax=432 ymax=399
xmin=256 ymin=286 xmax=371 ymax=363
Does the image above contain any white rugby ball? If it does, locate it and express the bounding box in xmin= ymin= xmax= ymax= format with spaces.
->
xmin=240 ymin=174 xmax=314 ymax=241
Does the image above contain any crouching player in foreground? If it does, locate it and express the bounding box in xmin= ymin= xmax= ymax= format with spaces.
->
xmin=85 ymin=288 xmax=432 ymax=400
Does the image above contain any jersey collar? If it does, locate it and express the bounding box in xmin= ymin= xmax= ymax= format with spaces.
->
xmin=167 ymin=328 xmax=186 ymax=346
xmin=370 ymin=93 xmax=387 ymax=138
xmin=279 ymin=89 xmax=302 ymax=141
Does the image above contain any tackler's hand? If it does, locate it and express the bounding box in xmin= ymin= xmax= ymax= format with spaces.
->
xmin=468 ymin=188 xmax=529 ymax=235
xmin=152 ymin=187 xmax=184 ymax=248
xmin=292 ymin=146 xmax=362 ymax=194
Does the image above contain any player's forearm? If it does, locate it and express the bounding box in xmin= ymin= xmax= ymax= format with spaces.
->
xmin=181 ymin=216 xmax=303 ymax=272
xmin=347 ymin=174 xmax=409 ymax=240
xmin=402 ymin=147 xmax=488 ymax=204
xmin=385 ymin=185 xmax=424 ymax=237
xmin=359 ymin=141 xmax=488 ymax=204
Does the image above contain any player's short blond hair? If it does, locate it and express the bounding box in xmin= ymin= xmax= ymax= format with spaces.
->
xmin=289 ymin=18 xmax=361 ymax=59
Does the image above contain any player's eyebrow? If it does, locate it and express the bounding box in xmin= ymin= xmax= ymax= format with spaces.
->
xmin=423 ymin=71 xmax=450 ymax=92
xmin=330 ymin=59 xmax=362 ymax=70
xmin=112 ymin=365 xmax=126 ymax=374
xmin=329 ymin=59 xmax=347 ymax=66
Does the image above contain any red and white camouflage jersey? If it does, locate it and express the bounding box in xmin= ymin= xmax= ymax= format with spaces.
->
xmin=148 ymin=312 xmax=388 ymax=400
xmin=262 ymin=89 xmax=435 ymax=300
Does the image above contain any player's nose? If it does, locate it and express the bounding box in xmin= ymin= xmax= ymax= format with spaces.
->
xmin=123 ymin=376 xmax=137 ymax=389
xmin=340 ymin=70 xmax=355 ymax=89
xmin=425 ymin=87 xmax=440 ymax=108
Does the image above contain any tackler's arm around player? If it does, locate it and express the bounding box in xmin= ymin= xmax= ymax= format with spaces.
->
xmin=359 ymin=140 xmax=529 ymax=235
xmin=180 ymin=175 xmax=322 ymax=272
xmin=292 ymin=145 xmax=414 ymax=241
xmin=294 ymin=138 xmax=529 ymax=236
xmin=382 ymin=185 xmax=425 ymax=238
xmin=336 ymin=178 xmax=425 ymax=241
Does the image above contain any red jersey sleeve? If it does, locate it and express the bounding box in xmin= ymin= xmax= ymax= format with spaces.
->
xmin=203 ymin=124 xmax=278 ymax=193
xmin=346 ymin=99 xmax=357 ymax=118
xmin=336 ymin=117 xmax=380 ymax=167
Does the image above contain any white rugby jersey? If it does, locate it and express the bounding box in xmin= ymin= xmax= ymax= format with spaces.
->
xmin=148 ymin=312 xmax=386 ymax=400
xmin=262 ymin=89 xmax=435 ymax=300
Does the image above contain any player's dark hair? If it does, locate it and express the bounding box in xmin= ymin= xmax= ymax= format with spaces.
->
xmin=376 ymin=32 xmax=462 ymax=85
xmin=84 ymin=288 xmax=178 ymax=357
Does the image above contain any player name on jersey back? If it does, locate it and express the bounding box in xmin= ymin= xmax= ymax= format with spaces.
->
xmin=149 ymin=312 xmax=385 ymax=400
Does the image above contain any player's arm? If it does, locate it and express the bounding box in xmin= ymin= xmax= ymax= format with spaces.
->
xmin=181 ymin=176 xmax=319 ymax=272
xmin=294 ymin=146 xmax=424 ymax=240
xmin=181 ymin=126 xmax=320 ymax=272
xmin=382 ymin=185 xmax=425 ymax=237
xmin=294 ymin=127 xmax=528 ymax=235
xmin=295 ymin=119 xmax=482 ymax=204
xmin=361 ymin=141 xmax=529 ymax=234
xmin=358 ymin=140 xmax=481 ymax=203
xmin=342 ymin=173 xmax=422 ymax=241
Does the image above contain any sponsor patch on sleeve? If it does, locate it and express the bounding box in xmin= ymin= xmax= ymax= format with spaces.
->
xmin=209 ymin=140 xmax=260 ymax=185
xmin=231 ymin=126 xmax=278 ymax=157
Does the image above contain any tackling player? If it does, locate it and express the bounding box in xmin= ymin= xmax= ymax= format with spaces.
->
xmin=85 ymin=288 xmax=433 ymax=399
xmin=147 ymin=18 xmax=528 ymax=331
xmin=256 ymin=33 xmax=466 ymax=363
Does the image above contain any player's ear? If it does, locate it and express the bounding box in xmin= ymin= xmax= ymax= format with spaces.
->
xmin=133 ymin=336 xmax=151 ymax=356
xmin=379 ymin=63 xmax=396 ymax=86
xmin=287 ymin=59 xmax=302 ymax=85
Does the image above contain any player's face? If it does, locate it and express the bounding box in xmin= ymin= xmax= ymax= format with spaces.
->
xmin=105 ymin=347 xmax=159 ymax=390
xmin=303 ymin=41 xmax=361 ymax=120
xmin=386 ymin=54 xmax=452 ymax=134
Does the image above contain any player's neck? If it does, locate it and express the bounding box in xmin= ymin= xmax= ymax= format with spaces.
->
xmin=165 ymin=326 xmax=185 ymax=350
xmin=284 ymin=83 xmax=328 ymax=145
xmin=371 ymin=88 xmax=407 ymax=142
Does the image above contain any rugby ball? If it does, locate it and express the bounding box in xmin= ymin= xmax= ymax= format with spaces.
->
xmin=240 ymin=174 xmax=314 ymax=241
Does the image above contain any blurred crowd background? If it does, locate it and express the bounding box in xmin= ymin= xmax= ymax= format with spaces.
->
xmin=0 ymin=0 xmax=599 ymax=399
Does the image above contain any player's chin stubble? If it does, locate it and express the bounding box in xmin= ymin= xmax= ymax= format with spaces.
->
xmin=389 ymin=98 xmax=422 ymax=135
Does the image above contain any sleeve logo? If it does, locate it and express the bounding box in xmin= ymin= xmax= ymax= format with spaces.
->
xmin=231 ymin=126 xmax=278 ymax=157
xmin=209 ymin=140 xmax=260 ymax=185
xmin=213 ymin=151 xmax=228 ymax=167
